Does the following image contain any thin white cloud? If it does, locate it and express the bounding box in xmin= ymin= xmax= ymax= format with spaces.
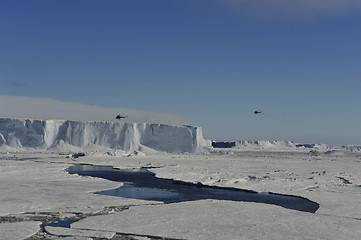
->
xmin=0 ymin=95 xmax=190 ymax=125
xmin=220 ymin=0 xmax=361 ymax=18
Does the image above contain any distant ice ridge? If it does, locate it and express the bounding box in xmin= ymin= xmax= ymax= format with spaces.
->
xmin=0 ymin=118 xmax=203 ymax=153
xmin=236 ymin=140 xmax=296 ymax=149
xmin=236 ymin=141 xmax=327 ymax=149
xmin=342 ymin=145 xmax=361 ymax=151
xmin=210 ymin=140 xmax=327 ymax=150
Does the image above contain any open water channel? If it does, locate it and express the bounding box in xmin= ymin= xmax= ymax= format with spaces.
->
xmin=66 ymin=164 xmax=319 ymax=213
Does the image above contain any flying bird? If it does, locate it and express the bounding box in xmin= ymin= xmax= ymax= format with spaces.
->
xmin=116 ymin=114 xmax=127 ymax=119
xmin=254 ymin=111 xmax=262 ymax=114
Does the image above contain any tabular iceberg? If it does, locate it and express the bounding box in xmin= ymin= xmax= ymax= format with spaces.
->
xmin=0 ymin=118 xmax=203 ymax=153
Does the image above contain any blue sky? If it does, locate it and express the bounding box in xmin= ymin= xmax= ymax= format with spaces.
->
xmin=1 ymin=0 xmax=361 ymax=146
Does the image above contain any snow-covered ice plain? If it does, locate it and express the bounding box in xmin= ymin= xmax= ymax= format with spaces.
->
xmin=1 ymin=118 xmax=361 ymax=239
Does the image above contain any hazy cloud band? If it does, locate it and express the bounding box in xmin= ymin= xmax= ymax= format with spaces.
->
xmin=0 ymin=95 xmax=190 ymax=125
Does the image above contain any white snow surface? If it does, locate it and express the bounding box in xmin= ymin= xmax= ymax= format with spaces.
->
xmin=0 ymin=118 xmax=203 ymax=153
xmin=73 ymin=200 xmax=361 ymax=240
xmin=0 ymin=221 xmax=41 ymax=240
xmin=1 ymin=143 xmax=361 ymax=239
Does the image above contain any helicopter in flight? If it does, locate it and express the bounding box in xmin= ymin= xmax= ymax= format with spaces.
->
xmin=254 ymin=111 xmax=262 ymax=114
xmin=116 ymin=114 xmax=127 ymax=119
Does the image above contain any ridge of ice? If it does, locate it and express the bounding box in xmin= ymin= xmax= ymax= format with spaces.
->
xmin=209 ymin=140 xmax=328 ymax=150
xmin=236 ymin=140 xmax=327 ymax=149
xmin=0 ymin=118 xmax=203 ymax=153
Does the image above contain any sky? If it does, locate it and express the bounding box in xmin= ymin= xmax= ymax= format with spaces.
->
xmin=0 ymin=95 xmax=190 ymax=125
xmin=1 ymin=0 xmax=361 ymax=146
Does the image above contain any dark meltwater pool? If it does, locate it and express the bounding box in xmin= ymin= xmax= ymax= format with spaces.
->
xmin=67 ymin=164 xmax=319 ymax=213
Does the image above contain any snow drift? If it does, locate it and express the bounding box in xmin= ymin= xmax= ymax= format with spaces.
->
xmin=0 ymin=118 xmax=203 ymax=153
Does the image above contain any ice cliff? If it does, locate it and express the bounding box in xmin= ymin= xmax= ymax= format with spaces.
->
xmin=0 ymin=118 xmax=203 ymax=153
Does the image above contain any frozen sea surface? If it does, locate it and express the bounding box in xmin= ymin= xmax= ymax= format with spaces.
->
xmin=0 ymin=146 xmax=360 ymax=239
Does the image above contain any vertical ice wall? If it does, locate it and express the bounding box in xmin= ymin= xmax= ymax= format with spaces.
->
xmin=184 ymin=125 xmax=204 ymax=153
xmin=44 ymin=120 xmax=65 ymax=148
xmin=137 ymin=123 xmax=203 ymax=153
xmin=0 ymin=118 xmax=203 ymax=153
xmin=124 ymin=123 xmax=141 ymax=152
